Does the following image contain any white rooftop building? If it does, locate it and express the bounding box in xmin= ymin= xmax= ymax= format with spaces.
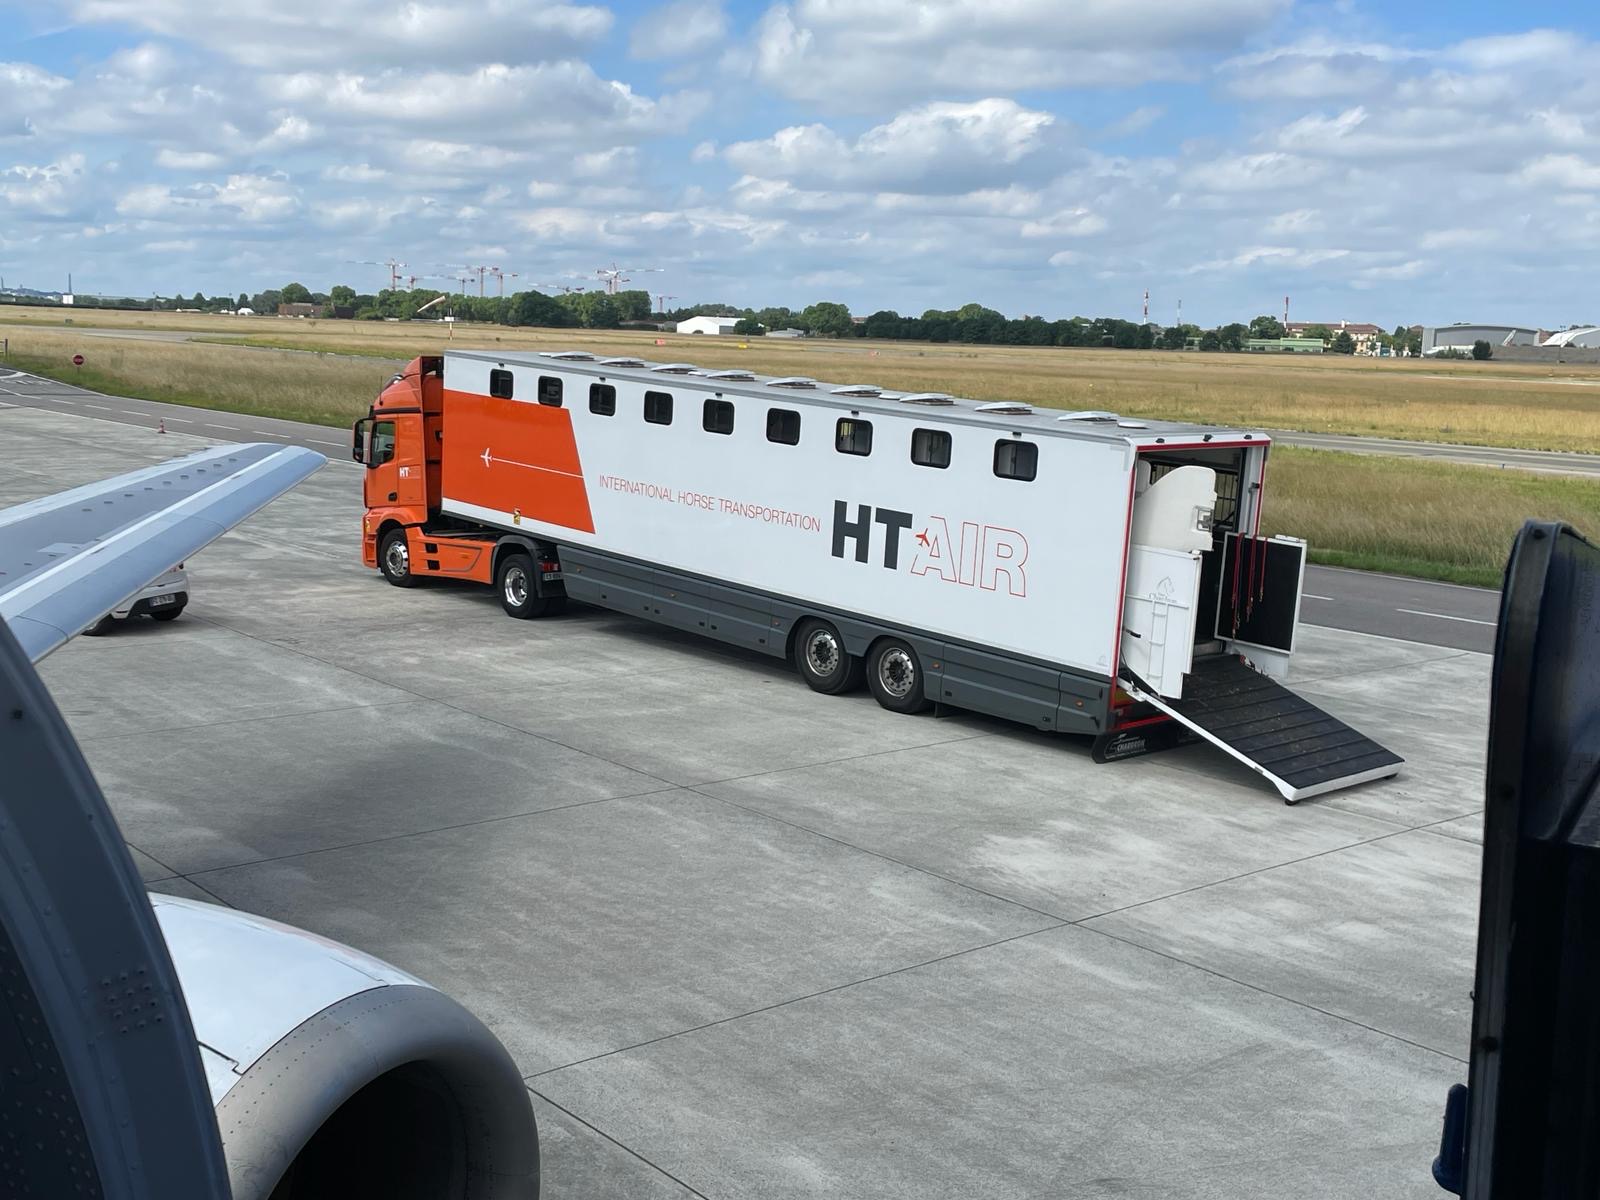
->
xmin=1542 ymin=326 xmax=1600 ymax=349
xmin=676 ymin=315 xmax=742 ymax=336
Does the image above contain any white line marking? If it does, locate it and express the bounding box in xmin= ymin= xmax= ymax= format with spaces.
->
xmin=1302 ymin=593 xmax=1334 ymax=601
xmin=83 ymin=403 xmax=113 ymax=411
xmin=1395 ymin=608 xmax=1497 ymax=627
xmin=202 ymin=422 xmax=234 ymax=431
xmin=306 ymin=438 xmax=343 ymax=448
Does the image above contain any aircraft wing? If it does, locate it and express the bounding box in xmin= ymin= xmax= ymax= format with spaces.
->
xmin=0 ymin=442 xmax=323 ymax=662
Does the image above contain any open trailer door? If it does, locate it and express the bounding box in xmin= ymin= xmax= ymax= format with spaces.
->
xmin=1116 ymin=454 xmax=1403 ymax=803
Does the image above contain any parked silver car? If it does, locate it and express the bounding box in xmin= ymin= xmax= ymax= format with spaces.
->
xmin=84 ymin=564 xmax=189 ymax=635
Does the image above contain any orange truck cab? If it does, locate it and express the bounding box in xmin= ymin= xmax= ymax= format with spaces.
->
xmin=351 ymin=355 xmax=566 ymax=615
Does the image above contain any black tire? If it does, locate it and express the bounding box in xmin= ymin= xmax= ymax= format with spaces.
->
xmin=866 ymin=638 xmax=933 ymax=714
xmin=150 ymin=602 xmax=185 ymax=622
xmin=496 ymin=552 xmax=549 ymax=619
xmin=379 ymin=527 xmax=417 ymax=587
xmin=794 ymin=619 xmax=864 ymax=695
xmin=83 ymin=615 xmax=116 ymax=637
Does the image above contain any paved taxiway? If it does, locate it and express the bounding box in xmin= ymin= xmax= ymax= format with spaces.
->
xmin=5 ymin=398 xmax=1486 ymax=1198
xmin=0 ymin=367 xmax=1504 ymax=651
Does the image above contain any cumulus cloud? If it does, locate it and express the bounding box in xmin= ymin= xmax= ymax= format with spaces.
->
xmin=61 ymin=0 xmax=613 ymax=68
xmin=725 ymin=99 xmax=1059 ymax=193
xmin=745 ymin=0 xmax=1286 ymax=110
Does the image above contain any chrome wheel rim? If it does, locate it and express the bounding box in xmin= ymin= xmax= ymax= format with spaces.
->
xmin=384 ymin=538 xmax=409 ymax=577
xmin=804 ymin=628 xmax=841 ymax=677
xmin=504 ymin=565 xmax=529 ymax=608
xmin=877 ymin=647 xmax=916 ymax=698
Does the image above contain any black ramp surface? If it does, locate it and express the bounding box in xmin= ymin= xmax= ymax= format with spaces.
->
xmin=1162 ymin=655 xmax=1404 ymax=801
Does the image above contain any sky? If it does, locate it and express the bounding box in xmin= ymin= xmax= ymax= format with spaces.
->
xmin=1 ymin=0 xmax=1597 ymax=327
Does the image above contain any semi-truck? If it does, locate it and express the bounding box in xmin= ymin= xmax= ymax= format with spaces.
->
xmin=352 ymin=349 xmax=1401 ymax=802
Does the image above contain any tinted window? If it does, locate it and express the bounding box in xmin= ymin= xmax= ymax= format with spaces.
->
xmin=911 ymin=428 xmax=951 ymax=469
xmin=489 ymin=368 xmax=513 ymax=399
xmin=538 ymin=375 xmax=563 ymax=407
xmin=836 ymin=418 xmax=873 ymax=456
xmin=703 ymin=398 xmax=735 ymax=435
xmin=767 ymin=408 xmax=801 ymax=445
xmin=994 ymin=439 xmax=1038 ymax=481
xmin=644 ymin=390 xmax=673 ymax=425
xmin=589 ymin=382 xmax=616 ymax=416
xmin=371 ymin=420 xmax=396 ymax=465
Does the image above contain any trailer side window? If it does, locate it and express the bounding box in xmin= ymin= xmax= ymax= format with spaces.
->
xmin=836 ymin=418 xmax=873 ymax=456
xmin=537 ymin=376 xmax=563 ymax=407
xmin=489 ymin=369 xmax=514 ymax=399
xmin=644 ymin=390 xmax=673 ymax=425
xmin=993 ymin=439 xmax=1038 ymax=481
xmin=766 ymin=408 xmax=801 ymax=445
xmin=589 ymin=383 xmax=616 ymax=416
xmin=910 ymin=428 xmax=951 ymax=469
xmin=703 ymin=398 xmax=735 ymax=435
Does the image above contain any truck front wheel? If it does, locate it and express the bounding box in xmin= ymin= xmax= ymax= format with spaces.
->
xmin=497 ymin=552 xmax=549 ymax=619
xmin=379 ymin=528 xmax=417 ymax=588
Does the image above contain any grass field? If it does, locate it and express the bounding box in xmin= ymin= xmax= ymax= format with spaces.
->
xmin=4 ymin=307 xmax=1598 ymax=586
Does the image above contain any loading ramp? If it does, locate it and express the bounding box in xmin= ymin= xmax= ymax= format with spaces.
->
xmin=1122 ymin=654 xmax=1404 ymax=803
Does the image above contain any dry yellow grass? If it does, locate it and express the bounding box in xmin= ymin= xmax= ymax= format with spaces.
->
xmin=5 ymin=307 xmax=1599 ymax=585
xmin=8 ymin=304 xmax=1600 ymax=452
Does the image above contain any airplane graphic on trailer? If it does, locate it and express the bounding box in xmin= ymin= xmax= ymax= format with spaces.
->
xmin=832 ymin=502 xmax=1029 ymax=597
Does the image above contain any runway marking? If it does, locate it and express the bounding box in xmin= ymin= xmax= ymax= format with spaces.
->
xmin=202 ymin=422 xmax=234 ymax=431
xmin=1395 ymin=608 xmax=1497 ymax=627
xmin=1302 ymin=593 xmax=1334 ymax=601
xmin=82 ymin=403 xmax=113 ymax=411
xmin=251 ymin=429 xmax=281 ymax=437
xmin=306 ymin=438 xmax=343 ymax=448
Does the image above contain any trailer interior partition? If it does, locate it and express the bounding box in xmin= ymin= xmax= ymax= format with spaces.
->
xmin=352 ymin=349 xmax=1402 ymax=803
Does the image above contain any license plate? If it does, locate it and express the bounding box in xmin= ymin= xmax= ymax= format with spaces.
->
xmin=149 ymin=593 xmax=177 ymax=607
xmin=541 ymin=571 xmax=562 ymax=582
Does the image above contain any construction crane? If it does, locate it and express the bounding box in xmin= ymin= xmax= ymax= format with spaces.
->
xmin=595 ymin=263 xmax=661 ymax=295
xmin=535 ymin=282 xmax=586 ymax=295
xmin=656 ymin=294 xmax=678 ymax=315
xmin=348 ymin=259 xmax=406 ymax=290
xmin=489 ymin=268 xmax=520 ymax=297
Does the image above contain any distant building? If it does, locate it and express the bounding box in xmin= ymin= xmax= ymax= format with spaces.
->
xmin=1285 ymin=320 xmax=1384 ymax=354
xmin=1420 ymin=323 xmax=1541 ymax=355
xmin=278 ymin=302 xmax=320 ymax=317
xmin=675 ymin=315 xmax=741 ymax=336
xmin=1244 ymin=337 xmax=1325 ymax=354
xmin=766 ymin=328 xmax=807 ymax=338
xmin=1541 ymin=326 xmax=1600 ymax=349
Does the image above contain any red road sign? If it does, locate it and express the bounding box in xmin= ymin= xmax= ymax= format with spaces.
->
xmin=71 ymin=354 xmax=84 ymax=366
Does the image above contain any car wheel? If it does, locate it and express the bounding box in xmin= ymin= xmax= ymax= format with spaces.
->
xmin=866 ymin=637 xmax=932 ymax=714
xmin=83 ymin=615 xmax=116 ymax=637
xmin=794 ymin=619 xmax=864 ymax=695
xmin=379 ymin=528 xmax=417 ymax=588
xmin=496 ymin=552 xmax=549 ymax=619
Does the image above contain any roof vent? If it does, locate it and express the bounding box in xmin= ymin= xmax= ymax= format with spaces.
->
xmin=539 ymin=350 xmax=596 ymax=361
xmin=1116 ymin=420 xmax=1149 ymax=429
xmin=976 ymin=401 xmax=1033 ymax=415
xmin=768 ymin=376 xmax=817 ymax=389
xmin=900 ymin=392 xmax=954 ymax=405
xmin=705 ymin=369 xmax=756 ymax=381
xmin=1055 ymin=410 xmax=1121 ymax=423
xmin=650 ymin=363 xmax=700 ymax=374
xmin=831 ymin=384 xmax=882 ymax=397
xmin=598 ymin=357 xmax=644 ymax=367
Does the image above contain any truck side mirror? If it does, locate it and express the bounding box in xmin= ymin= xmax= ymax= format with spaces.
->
xmin=351 ymin=418 xmax=369 ymax=465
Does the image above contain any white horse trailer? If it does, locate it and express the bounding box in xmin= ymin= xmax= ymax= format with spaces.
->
xmin=355 ymin=350 xmax=1402 ymax=802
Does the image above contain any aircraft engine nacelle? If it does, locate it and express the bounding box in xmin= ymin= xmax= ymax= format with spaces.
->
xmin=153 ymin=896 xmax=539 ymax=1199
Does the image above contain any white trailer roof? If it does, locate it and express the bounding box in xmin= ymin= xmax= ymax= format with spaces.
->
xmin=449 ymin=349 xmax=1271 ymax=450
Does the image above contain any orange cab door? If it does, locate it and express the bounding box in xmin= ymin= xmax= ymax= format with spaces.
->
xmin=362 ymin=414 xmax=427 ymax=512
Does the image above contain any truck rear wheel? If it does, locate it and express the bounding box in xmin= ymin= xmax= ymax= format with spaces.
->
xmin=496 ymin=552 xmax=549 ymax=620
xmin=867 ymin=638 xmax=932 ymax=714
xmin=379 ymin=528 xmax=417 ymax=588
xmin=795 ymin=619 xmax=863 ymax=695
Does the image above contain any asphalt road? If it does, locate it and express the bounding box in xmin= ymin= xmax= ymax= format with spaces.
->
xmin=0 ymin=365 xmax=1502 ymax=652
xmin=1270 ymin=427 xmax=1600 ymax=477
